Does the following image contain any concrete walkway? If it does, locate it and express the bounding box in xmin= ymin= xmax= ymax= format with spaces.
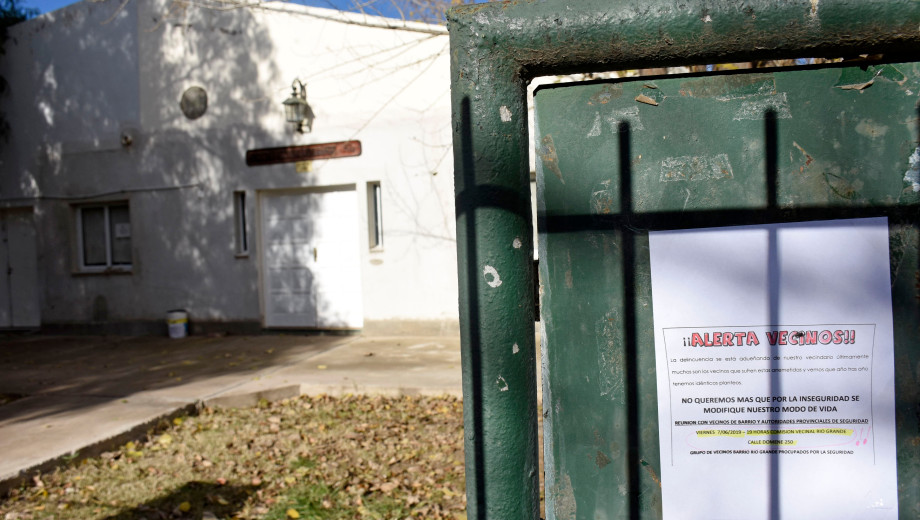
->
xmin=0 ymin=333 xmax=462 ymax=494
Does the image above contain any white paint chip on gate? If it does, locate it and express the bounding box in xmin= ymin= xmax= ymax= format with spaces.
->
xmin=587 ymin=113 xmax=602 ymax=137
xmin=483 ymin=265 xmax=502 ymax=288
xmin=904 ymin=147 xmax=920 ymax=192
xmin=500 ymin=105 xmax=512 ymax=122
xmin=513 ymin=237 xmax=522 ymax=249
xmin=659 ymin=154 xmax=734 ymax=182
xmin=732 ymin=92 xmax=792 ymax=121
xmin=496 ymin=375 xmax=509 ymax=391
xmin=512 ymin=343 xmax=520 ymax=354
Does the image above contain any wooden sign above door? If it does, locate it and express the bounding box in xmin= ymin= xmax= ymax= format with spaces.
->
xmin=245 ymin=140 xmax=361 ymax=167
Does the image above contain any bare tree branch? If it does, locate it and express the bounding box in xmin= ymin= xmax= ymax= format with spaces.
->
xmin=162 ymin=0 xmax=463 ymax=35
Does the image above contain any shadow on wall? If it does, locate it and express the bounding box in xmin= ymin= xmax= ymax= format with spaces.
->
xmin=2 ymin=0 xmax=338 ymax=327
xmin=2 ymin=0 xmax=460 ymax=332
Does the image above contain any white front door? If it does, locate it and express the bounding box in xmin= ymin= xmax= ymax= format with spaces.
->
xmin=0 ymin=209 xmax=40 ymax=328
xmin=261 ymin=188 xmax=363 ymax=329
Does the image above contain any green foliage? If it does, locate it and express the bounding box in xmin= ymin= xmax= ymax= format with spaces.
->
xmin=1 ymin=0 xmax=36 ymax=142
xmin=1 ymin=0 xmax=36 ymax=44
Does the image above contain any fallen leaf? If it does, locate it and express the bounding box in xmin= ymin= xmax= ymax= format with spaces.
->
xmin=178 ymin=501 xmax=191 ymax=512
xmin=286 ymin=508 xmax=301 ymax=519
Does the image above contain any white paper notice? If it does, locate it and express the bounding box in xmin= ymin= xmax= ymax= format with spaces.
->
xmin=649 ymin=217 xmax=897 ymax=520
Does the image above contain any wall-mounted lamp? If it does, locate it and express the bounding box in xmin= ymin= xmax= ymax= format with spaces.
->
xmin=282 ymin=79 xmax=314 ymax=133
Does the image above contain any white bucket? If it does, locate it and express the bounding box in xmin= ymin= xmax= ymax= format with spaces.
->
xmin=166 ymin=310 xmax=188 ymax=339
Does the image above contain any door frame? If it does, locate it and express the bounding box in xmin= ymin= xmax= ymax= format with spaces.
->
xmin=0 ymin=206 xmax=40 ymax=329
xmin=256 ymin=184 xmax=362 ymax=330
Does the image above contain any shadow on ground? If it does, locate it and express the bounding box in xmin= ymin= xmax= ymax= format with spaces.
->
xmin=102 ymin=481 xmax=260 ymax=520
xmin=0 ymin=334 xmax=344 ymax=423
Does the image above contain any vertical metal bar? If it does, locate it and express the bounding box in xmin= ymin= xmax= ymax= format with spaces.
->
xmin=451 ymin=53 xmax=539 ymax=520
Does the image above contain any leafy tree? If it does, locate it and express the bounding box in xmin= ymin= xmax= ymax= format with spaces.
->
xmin=1 ymin=0 xmax=36 ymax=33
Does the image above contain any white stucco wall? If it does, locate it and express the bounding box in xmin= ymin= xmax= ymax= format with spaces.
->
xmin=1 ymin=0 xmax=459 ymax=332
xmin=1 ymin=0 xmax=140 ymax=200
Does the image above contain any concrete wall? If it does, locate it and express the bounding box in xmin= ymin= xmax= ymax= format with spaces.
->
xmin=1 ymin=0 xmax=458 ymax=334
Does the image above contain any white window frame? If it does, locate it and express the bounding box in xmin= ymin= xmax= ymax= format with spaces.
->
xmin=76 ymin=202 xmax=132 ymax=272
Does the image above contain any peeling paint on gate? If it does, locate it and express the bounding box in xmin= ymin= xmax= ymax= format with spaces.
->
xmin=678 ymin=74 xmax=775 ymax=99
xmin=732 ymin=92 xmax=792 ymax=120
xmin=659 ymin=154 xmax=733 ymax=182
xmin=552 ymin=472 xmax=577 ymax=520
xmin=596 ymin=310 xmax=626 ymax=402
xmin=904 ymin=148 xmax=920 ymax=191
xmin=591 ymin=180 xmax=616 ymax=214
xmin=482 ymin=265 xmax=502 ymax=288
xmin=538 ymin=134 xmax=565 ymax=184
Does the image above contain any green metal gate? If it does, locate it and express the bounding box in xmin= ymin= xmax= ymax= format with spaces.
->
xmin=448 ymin=2 xmax=920 ymax=519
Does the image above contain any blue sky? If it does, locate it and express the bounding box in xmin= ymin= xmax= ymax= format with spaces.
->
xmin=23 ymin=0 xmax=412 ymax=18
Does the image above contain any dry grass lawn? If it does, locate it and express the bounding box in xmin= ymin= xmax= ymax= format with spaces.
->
xmin=1 ymin=395 xmax=467 ymax=520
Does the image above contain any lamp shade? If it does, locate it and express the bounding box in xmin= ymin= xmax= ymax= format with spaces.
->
xmin=283 ymin=95 xmax=308 ymax=124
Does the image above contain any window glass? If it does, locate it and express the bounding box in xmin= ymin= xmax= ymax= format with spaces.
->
xmin=368 ymin=182 xmax=383 ymax=249
xmin=81 ymin=207 xmax=107 ymax=266
xmin=108 ymin=205 xmax=131 ymax=265
xmin=78 ymin=203 xmax=131 ymax=270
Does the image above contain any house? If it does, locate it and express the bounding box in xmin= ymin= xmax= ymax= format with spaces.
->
xmin=0 ymin=0 xmax=460 ymax=335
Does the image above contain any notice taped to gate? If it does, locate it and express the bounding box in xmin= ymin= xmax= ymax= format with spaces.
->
xmin=649 ymin=218 xmax=897 ymax=519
